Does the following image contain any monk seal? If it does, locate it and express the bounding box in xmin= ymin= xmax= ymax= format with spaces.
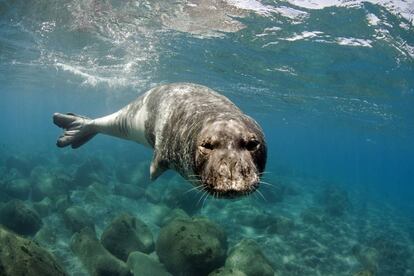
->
xmin=53 ymin=83 xmax=267 ymax=198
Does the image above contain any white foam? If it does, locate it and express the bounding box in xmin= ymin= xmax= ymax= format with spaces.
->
xmin=262 ymin=41 xmax=279 ymax=47
xmin=404 ymin=44 xmax=414 ymax=58
xmin=399 ymin=22 xmax=410 ymax=30
xmin=255 ymin=26 xmax=282 ymax=37
xmin=272 ymin=66 xmax=298 ymax=75
xmin=274 ymin=6 xmax=309 ymax=21
xmin=275 ymin=30 xmax=375 ymax=48
xmin=391 ymin=40 xmax=414 ymax=59
xmin=285 ymin=0 xmax=356 ymax=10
xmin=335 ymin=37 xmax=373 ymax=47
xmin=367 ymin=13 xmax=380 ymax=26
xmin=225 ymin=0 xmax=308 ymax=22
xmin=55 ymin=62 xmax=133 ymax=88
xmin=264 ymin=27 xmax=282 ymax=32
xmin=374 ymin=28 xmax=390 ymax=40
xmin=56 ymin=63 xmax=100 ymax=86
xmin=225 ymin=0 xmax=277 ymax=16
xmin=286 ymin=0 xmax=414 ymax=25
xmin=284 ymin=31 xmax=324 ymax=41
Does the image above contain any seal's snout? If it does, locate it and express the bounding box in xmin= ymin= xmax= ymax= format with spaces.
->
xmin=194 ymin=119 xmax=267 ymax=199
xmin=200 ymin=150 xmax=260 ymax=198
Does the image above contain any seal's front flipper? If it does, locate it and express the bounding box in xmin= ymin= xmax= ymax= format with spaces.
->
xmin=150 ymin=153 xmax=167 ymax=181
xmin=53 ymin=113 xmax=97 ymax=149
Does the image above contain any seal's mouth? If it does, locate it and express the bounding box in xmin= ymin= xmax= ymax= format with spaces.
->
xmin=203 ymin=179 xmax=260 ymax=199
xmin=208 ymin=188 xmax=257 ymax=199
xmin=197 ymin=163 xmax=261 ymax=199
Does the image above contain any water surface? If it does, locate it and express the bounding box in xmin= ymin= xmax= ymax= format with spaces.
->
xmin=1 ymin=1 xmax=414 ymax=275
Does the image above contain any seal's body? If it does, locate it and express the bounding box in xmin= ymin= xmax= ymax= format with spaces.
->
xmin=53 ymin=83 xmax=266 ymax=198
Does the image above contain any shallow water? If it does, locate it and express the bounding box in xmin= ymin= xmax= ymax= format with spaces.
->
xmin=1 ymin=0 xmax=414 ymax=275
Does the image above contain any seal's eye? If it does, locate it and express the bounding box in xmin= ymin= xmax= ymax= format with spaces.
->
xmin=245 ymin=139 xmax=260 ymax=151
xmin=199 ymin=142 xmax=214 ymax=154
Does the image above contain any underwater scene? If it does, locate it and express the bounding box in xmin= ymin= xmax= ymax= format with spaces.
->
xmin=1 ymin=0 xmax=414 ymax=275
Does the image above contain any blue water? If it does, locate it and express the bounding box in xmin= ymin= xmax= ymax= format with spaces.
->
xmin=1 ymin=0 xmax=414 ymax=275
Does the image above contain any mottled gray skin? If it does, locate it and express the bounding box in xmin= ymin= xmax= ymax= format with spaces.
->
xmin=53 ymin=83 xmax=267 ymax=198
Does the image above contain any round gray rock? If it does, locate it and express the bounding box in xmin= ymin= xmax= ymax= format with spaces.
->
xmin=2 ymin=178 xmax=31 ymax=200
xmin=62 ymin=206 xmax=95 ymax=234
xmin=0 ymin=200 xmax=43 ymax=236
xmin=225 ymin=239 xmax=274 ymax=276
xmin=114 ymin=183 xmax=145 ymax=200
xmin=209 ymin=267 xmax=247 ymax=276
xmin=32 ymin=197 xmax=53 ymax=217
xmin=0 ymin=226 xmax=67 ymax=275
xmin=71 ymin=227 xmax=131 ymax=276
xmin=156 ymin=217 xmax=227 ymax=275
xmin=101 ymin=213 xmax=154 ymax=261
xmin=127 ymin=251 xmax=172 ymax=276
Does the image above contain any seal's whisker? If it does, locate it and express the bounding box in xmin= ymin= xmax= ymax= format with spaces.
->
xmin=250 ymin=189 xmax=259 ymax=203
xmin=196 ymin=191 xmax=205 ymax=206
xmin=252 ymin=191 xmax=259 ymax=201
xmin=255 ymin=189 xmax=267 ymax=202
xmin=188 ymin=181 xmax=203 ymax=186
xmin=259 ymin=171 xmax=272 ymax=175
xmin=194 ymin=186 xmax=207 ymax=197
xmin=196 ymin=190 xmax=209 ymax=206
xmin=201 ymin=192 xmax=209 ymax=210
xmin=196 ymin=187 xmax=208 ymax=196
xmin=251 ymin=191 xmax=258 ymax=202
xmin=259 ymin=180 xmax=276 ymax=188
xmin=259 ymin=183 xmax=277 ymax=193
xmin=184 ymin=184 xmax=204 ymax=195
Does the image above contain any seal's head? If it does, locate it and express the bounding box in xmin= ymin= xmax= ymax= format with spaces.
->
xmin=194 ymin=118 xmax=267 ymax=198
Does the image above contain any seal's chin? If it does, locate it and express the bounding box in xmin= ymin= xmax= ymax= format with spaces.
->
xmin=203 ymin=179 xmax=260 ymax=199
xmin=209 ymin=187 xmax=258 ymax=199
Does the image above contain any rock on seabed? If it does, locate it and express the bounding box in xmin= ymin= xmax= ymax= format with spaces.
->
xmin=0 ymin=226 xmax=67 ymax=276
xmin=101 ymin=212 xmax=154 ymax=261
xmin=0 ymin=199 xmax=43 ymax=236
xmin=156 ymin=217 xmax=227 ymax=276
xmin=225 ymin=239 xmax=274 ymax=276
